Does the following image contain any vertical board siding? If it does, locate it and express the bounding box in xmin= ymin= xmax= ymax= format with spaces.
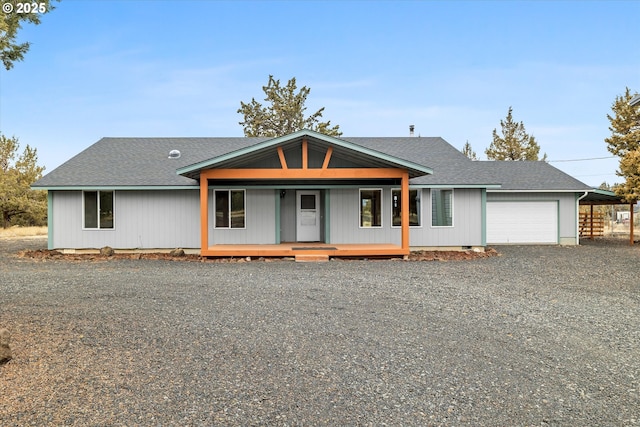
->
xmin=487 ymin=192 xmax=577 ymax=242
xmin=329 ymin=188 xmax=482 ymax=247
xmin=210 ymin=189 xmax=276 ymax=245
xmin=51 ymin=187 xmax=485 ymax=250
xmin=51 ymin=190 xmax=201 ymax=249
xmin=51 ymin=191 xmax=81 ymax=248
xmin=413 ymin=188 xmax=483 ymax=247
xmin=329 ymin=188 xmax=401 ymax=245
xmin=280 ymin=190 xmax=296 ymax=242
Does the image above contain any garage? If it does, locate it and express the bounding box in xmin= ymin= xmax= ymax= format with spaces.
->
xmin=487 ymin=201 xmax=558 ymax=244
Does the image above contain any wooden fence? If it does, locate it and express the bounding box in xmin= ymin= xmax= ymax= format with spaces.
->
xmin=579 ymin=212 xmax=605 ymax=238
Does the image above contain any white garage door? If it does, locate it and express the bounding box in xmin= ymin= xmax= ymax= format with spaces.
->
xmin=487 ymin=201 xmax=558 ymax=244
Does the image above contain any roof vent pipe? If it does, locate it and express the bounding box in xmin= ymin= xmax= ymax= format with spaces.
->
xmin=409 ymin=125 xmax=415 ymax=137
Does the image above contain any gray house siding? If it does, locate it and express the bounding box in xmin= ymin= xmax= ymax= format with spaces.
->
xmin=327 ymin=187 xmax=482 ymax=247
xmin=329 ymin=187 xmax=402 ymax=245
xmin=47 ymin=187 xmax=566 ymax=251
xmin=51 ymin=190 xmax=201 ymax=249
xmin=487 ymin=192 xmax=578 ymax=245
xmin=209 ymin=189 xmax=276 ymax=245
xmin=412 ymin=188 xmax=483 ymax=248
xmin=279 ymin=190 xmax=296 ymax=242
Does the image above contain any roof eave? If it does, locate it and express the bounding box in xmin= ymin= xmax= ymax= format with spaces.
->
xmin=488 ymin=188 xmax=592 ymax=192
xmin=31 ymin=185 xmax=201 ymax=191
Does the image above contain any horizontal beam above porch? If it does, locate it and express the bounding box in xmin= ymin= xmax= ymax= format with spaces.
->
xmin=200 ymin=168 xmax=408 ymax=180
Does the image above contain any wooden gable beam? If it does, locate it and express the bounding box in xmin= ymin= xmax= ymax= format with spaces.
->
xmin=322 ymin=146 xmax=333 ymax=169
xmin=277 ymin=146 xmax=288 ymax=169
xmin=302 ymin=138 xmax=308 ymax=169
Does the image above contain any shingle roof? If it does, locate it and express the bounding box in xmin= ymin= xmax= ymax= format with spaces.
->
xmin=344 ymin=137 xmax=499 ymax=186
xmin=32 ymin=134 xmax=591 ymax=191
xmin=475 ymin=160 xmax=591 ymax=191
xmin=33 ymin=137 xmax=268 ymax=188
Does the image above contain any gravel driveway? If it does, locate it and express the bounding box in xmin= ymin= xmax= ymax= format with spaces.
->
xmin=1 ymin=237 xmax=638 ymax=426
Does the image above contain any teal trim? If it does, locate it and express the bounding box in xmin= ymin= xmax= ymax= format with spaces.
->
xmin=33 ymin=183 xmax=502 ymax=191
xmin=557 ymin=200 xmax=561 ymax=244
xmin=590 ymin=188 xmax=618 ymax=197
xmin=176 ymin=129 xmax=434 ymax=176
xmin=208 ymin=184 xmax=399 ymax=190
xmin=204 ymin=184 xmax=500 ymax=190
xmin=47 ymin=191 xmax=53 ymax=250
xmin=481 ymin=188 xmax=487 ymax=246
xmin=31 ymin=185 xmax=200 ymax=191
xmin=324 ymin=189 xmax=330 ymax=244
xmin=413 ymin=184 xmax=502 ymax=189
xmin=275 ymin=190 xmax=281 ymax=244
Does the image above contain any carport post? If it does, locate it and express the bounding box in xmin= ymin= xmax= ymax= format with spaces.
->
xmin=590 ymin=205 xmax=594 ymax=240
xmin=630 ymin=203 xmax=635 ymax=246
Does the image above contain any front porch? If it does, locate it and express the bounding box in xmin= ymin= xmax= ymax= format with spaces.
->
xmin=175 ymin=130 xmax=434 ymax=259
xmin=202 ymin=242 xmax=407 ymax=259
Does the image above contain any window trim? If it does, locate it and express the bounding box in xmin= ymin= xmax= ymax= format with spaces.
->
xmin=214 ymin=189 xmax=247 ymax=229
xmin=430 ymin=188 xmax=454 ymax=228
xmin=390 ymin=188 xmax=422 ymax=228
xmin=82 ymin=190 xmax=115 ymax=230
xmin=359 ymin=188 xmax=383 ymax=228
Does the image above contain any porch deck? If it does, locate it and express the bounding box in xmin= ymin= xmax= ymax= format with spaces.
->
xmin=202 ymin=243 xmax=407 ymax=258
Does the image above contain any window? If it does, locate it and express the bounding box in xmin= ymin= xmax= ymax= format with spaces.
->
xmin=392 ymin=189 xmax=420 ymax=227
xmin=215 ymin=190 xmax=245 ymax=228
xmin=360 ymin=189 xmax=382 ymax=227
xmin=84 ymin=191 xmax=114 ymax=229
xmin=431 ymin=189 xmax=453 ymax=227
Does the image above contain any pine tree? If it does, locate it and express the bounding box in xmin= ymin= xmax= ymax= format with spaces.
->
xmin=605 ymin=87 xmax=640 ymax=202
xmin=485 ymin=107 xmax=546 ymax=161
xmin=461 ymin=140 xmax=478 ymax=160
xmin=238 ymin=75 xmax=341 ymax=137
xmin=0 ymin=0 xmax=58 ymax=70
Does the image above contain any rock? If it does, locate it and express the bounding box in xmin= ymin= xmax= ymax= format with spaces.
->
xmin=169 ymin=248 xmax=185 ymax=257
xmin=100 ymin=246 xmax=115 ymax=257
xmin=0 ymin=329 xmax=12 ymax=364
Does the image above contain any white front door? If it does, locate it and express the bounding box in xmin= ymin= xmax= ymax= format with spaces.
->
xmin=296 ymin=190 xmax=320 ymax=242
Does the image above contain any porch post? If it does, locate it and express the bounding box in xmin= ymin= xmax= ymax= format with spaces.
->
xmin=401 ymin=171 xmax=410 ymax=253
xmin=200 ymin=173 xmax=209 ymax=253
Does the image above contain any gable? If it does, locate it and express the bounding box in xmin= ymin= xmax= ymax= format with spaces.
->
xmin=176 ymin=129 xmax=433 ymax=179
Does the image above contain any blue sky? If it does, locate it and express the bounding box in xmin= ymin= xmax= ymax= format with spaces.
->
xmin=1 ymin=0 xmax=638 ymax=187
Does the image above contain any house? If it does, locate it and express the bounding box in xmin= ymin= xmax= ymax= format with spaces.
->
xmin=32 ymin=129 xmax=594 ymax=258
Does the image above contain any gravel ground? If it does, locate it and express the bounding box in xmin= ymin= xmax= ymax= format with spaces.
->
xmin=1 ymin=237 xmax=639 ymax=426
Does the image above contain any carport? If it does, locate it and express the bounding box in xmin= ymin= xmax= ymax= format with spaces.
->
xmin=580 ymin=189 xmax=637 ymax=245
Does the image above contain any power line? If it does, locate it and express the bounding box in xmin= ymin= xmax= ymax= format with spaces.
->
xmin=573 ymin=173 xmax=618 ymax=177
xmin=548 ymin=156 xmax=615 ymax=163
